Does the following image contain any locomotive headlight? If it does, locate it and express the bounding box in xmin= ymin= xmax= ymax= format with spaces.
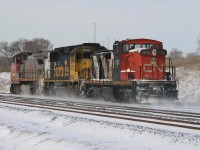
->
xmin=152 ymin=49 xmax=157 ymax=56
xmin=144 ymin=75 xmax=149 ymax=80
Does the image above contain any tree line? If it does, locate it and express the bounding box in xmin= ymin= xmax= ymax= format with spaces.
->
xmin=0 ymin=38 xmax=53 ymax=72
xmin=168 ymin=35 xmax=200 ymax=68
xmin=0 ymin=36 xmax=200 ymax=72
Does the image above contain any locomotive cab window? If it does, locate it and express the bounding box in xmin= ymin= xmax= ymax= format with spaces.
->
xmin=130 ymin=44 xmax=142 ymax=49
xmin=135 ymin=44 xmax=141 ymax=48
xmin=113 ymin=41 xmax=119 ymax=54
xmin=12 ymin=57 xmax=16 ymax=63
xmin=142 ymin=44 xmax=153 ymax=49
xmin=156 ymin=45 xmax=160 ymax=49
xmin=71 ymin=53 xmax=75 ymax=62
xmin=130 ymin=44 xmax=135 ymax=49
xmin=83 ymin=52 xmax=91 ymax=59
xmin=76 ymin=53 xmax=82 ymax=61
xmin=122 ymin=44 xmax=129 ymax=52
xmin=142 ymin=44 xmax=146 ymax=48
xmin=157 ymin=50 xmax=167 ymax=55
xmin=151 ymin=45 xmax=160 ymax=49
xmin=50 ymin=52 xmax=59 ymax=62
xmin=21 ymin=54 xmax=27 ymax=60
xmin=16 ymin=56 xmax=21 ymax=63
xmin=148 ymin=44 xmax=153 ymax=49
xmin=141 ymin=50 xmax=151 ymax=55
xmin=37 ymin=59 xmax=44 ymax=65
xmin=106 ymin=53 xmax=111 ymax=59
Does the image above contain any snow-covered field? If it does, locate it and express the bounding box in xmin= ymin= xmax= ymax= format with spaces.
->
xmin=0 ymin=103 xmax=200 ymax=150
xmin=0 ymin=69 xmax=200 ymax=149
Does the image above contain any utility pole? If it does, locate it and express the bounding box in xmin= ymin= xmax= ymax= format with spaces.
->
xmin=108 ymin=36 xmax=109 ymax=49
xmin=94 ymin=23 xmax=96 ymax=43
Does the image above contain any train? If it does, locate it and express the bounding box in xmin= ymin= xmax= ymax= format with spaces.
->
xmin=10 ymin=38 xmax=178 ymax=102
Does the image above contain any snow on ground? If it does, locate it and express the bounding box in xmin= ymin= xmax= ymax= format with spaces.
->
xmin=0 ymin=69 xmax=200 ymax=149
xmin=0 ymin=103 xmax=200 ymax=150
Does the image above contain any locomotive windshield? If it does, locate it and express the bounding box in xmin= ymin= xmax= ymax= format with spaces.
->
xmin=141 ymin=50 xmax=151 ymax=55
xmin=142 ymin=44 xmax=153 ymax=49
xmin=130 ymin=44 xmax=141 ymax=49
xmin=124 ymin=43 xmax=154 ymax=51
xmin=157 ymin=50 xmax=167 ymax=55
xmin=140 ymin=49 xmax=167 ymax=55
xmin=83 ymin=52 xmax=92 ymax=59
xmin=130 ymin=44 xmax=153 ymax=49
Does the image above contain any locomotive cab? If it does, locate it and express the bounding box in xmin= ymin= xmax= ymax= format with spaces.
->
xmin=10 ymin=51 xmax=50 ymax=94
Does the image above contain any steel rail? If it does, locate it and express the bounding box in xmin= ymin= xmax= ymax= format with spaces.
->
xmin=0 ymin=95 xmax=200 ymax=130
xmin=1 ymin=95 xmax=200 ymax=119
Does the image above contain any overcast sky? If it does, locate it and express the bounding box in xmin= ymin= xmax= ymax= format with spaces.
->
xmin=0 ymin=0 xmax=200 ymax=53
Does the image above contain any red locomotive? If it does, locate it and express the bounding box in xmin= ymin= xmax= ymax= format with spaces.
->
xmin=111 ymin=38 xmax=177 ymax=101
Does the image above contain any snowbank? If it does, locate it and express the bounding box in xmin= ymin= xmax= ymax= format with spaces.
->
xmin=177 ymin=67 xmax=200 ymax=103
xmin=0 ymin=72 xmax=10 ymax=93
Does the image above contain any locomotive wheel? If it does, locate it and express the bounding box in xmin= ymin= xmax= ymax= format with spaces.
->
xmin=119 ymin=89 xmax=132 ymax=102
xmin=113 ymin=87 xmax=119 ymax=100
xmin=30 ymin=83 xmax=36 ymax=95
xmin=49 ymin=84 xmax=56 ymax=95
xmin=119 ymin=90 xmax=126 ymax=101
xmin=43 ymin=83 xmax=56 ymax=96
xmin=138 ymin=93 xmax=149 ymax=102
xmin=17 ymin=85 xmax=22 ymax=94
xmin=10 ymin=84 xmax=14 ymax=94
xmin=86 ymin=88 xmax=99 ymax=99
xmin=10 ymin=84 xmax=21 ymax=94
xmin=44 ymin=84 xmax=50 ymax=96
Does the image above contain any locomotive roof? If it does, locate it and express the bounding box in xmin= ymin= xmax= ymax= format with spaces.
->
xmin=117 ymin=38 xmax=162 ymax=44
xmin=11 ymin=50 xmax=50 ymax=58
xmin=53 ymin=43 xmax=107 ymax=54
xmin=92 ymin=49 xmax=113 ymax=54
xmin=12 ymin=51 xmax=32 ymax=56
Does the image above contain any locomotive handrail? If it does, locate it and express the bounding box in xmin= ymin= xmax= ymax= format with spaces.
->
xmin=138 ymin=65 xmax=176 ymax=81
xmin=17 ymin=69 xmax=44 ymax=81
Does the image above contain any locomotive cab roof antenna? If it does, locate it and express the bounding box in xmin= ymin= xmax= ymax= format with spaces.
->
xmin=94 ymin=23 xmax=96 ymax=43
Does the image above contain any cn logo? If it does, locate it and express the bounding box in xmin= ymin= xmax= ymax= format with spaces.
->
xmin=143 ymin=64 xmax=164 ymax=72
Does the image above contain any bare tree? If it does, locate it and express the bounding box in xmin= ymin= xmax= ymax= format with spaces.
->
xmin=9 ymin=39 xmax=26 ymax=55
xmin=24 ymin=38 xmax=53 ymax=52
xmin=0 ymin=41 xmax=13 ymax=70
xmin=0 ymin=38 xmax=53 ymax=71
xmin=197 ymin=34 xmax=200 ymax=55
xmin=167 ymin=48 xmax=184 ymax=67
xmin=186 ymin=52 xmax=198 ymax=59
xmin=168 ymin=48 xmax=183 ymax=59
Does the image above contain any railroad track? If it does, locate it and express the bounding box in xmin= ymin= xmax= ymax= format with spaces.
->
xmin=0 ymin=94 xmax=200 ymax=130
